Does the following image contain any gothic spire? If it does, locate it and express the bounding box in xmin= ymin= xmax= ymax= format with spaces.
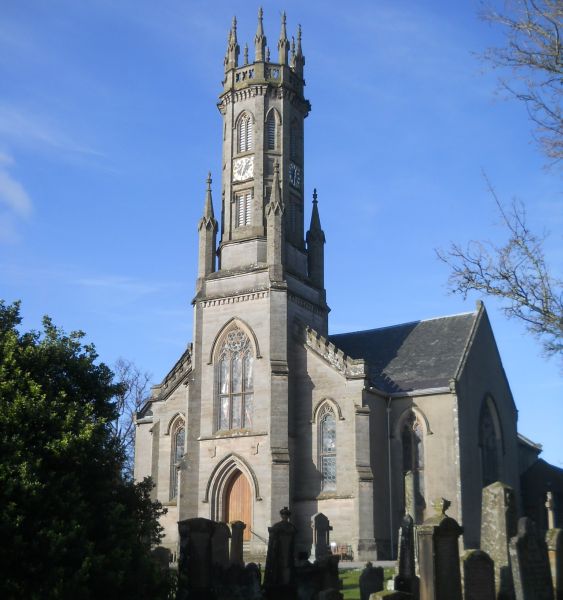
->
xmin=307 ymin=188 xmax=325 ymax=289
xmin=294 ymin=24 xmax=304 ymax=76
xmin=290 ymin=37 xmax=296 ymax=68
xmin=225 ymin=16 xmax=239 ymax=72
xmin=197 ymin=172 xmax=217 ymax=281
xmin=277 ymin=11 xmax=289 ymax=65
xmin=267 ymin=161 xmax=284 ymax=280
xmin=254 ymin=7 xmax=267 ymax=62
xmin=308 ymin=189 xmax=324 ymax=239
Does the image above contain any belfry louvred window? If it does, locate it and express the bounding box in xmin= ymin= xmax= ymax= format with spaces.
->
xmin=266 ymin=113 xmax=276 ymax=150
xmin=319 ymin=404 xmax=336 ymax=491
xmin=236 ymin=192 xmax=252 ymax=227
xmin=217 ymin=328 xmax=254 ymax=430
xmin=238 ymin=113 xmax=253 ymax=153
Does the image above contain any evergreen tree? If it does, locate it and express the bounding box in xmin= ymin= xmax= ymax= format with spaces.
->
xmin=0 ymin=301 xmax=173 ymax=599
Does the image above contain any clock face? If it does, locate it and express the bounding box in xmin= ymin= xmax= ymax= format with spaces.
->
xmin=233 ymin=156 xmax=254 ymax=182
xmin=289 ymin=162 xmax=301 ymax=188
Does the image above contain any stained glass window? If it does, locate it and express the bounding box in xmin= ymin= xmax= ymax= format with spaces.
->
xmin=170 ymin=422 xmax=185 ymax=500
xmin=319 ymin=405 xmax=336 ymax=491
xmin=217 ymin=327 xmax=254 ymax=430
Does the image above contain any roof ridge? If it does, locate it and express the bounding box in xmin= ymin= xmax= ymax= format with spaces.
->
xmin=329 ymin=310 xmax=477 ymax=338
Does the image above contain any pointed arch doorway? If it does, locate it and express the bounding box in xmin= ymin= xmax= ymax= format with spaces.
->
xmin=224 ymin=469 xmax=252 ymax=541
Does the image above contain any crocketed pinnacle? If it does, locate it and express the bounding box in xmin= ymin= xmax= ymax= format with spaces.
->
xmin=224 ymin=16 xmax=239 ymax=71
xmin=294 ymin=24 xmax=304 ymax=76
xmin=199 ymin=172 xmax=217 ymax=231
xmin=268 ymin=161 xmax=284 ymax=215
xmin=277 ymin=11 xmax=289 ymax=65
xmin=254 ymin=7 xmax=267 ymax=62
xmin=307 ymin=188 xmax=325 ymax=242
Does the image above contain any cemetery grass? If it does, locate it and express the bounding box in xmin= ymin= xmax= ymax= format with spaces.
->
xmin=340 ymin=568 xmax=394 ymax=599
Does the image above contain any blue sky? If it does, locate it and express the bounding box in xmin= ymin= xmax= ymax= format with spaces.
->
xmin=1 ymin=0 xmax=561 ymax=464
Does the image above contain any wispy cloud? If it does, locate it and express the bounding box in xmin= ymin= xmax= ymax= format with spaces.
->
xmin=0 ymin=152 xmax=32 ymax=243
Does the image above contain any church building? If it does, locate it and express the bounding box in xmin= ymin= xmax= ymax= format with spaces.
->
xmin=134 ymin=10 xmax=547 ymax=561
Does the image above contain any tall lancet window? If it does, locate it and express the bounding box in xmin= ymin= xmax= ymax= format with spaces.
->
xmin=401 ymin=411 xmax=425 ymax=516
xmin=238 ymin=113 xmax=253 ymax=153
xmin=319 ymin=404 xmax=336 ymax=491
xmin=217 ymin=328 xmax=254 ymax=431
xmin=266 ymin=112 xmax=276 ymax=150
xmin=170 ymin=420 xmax=185 ymax=500
xmin=480 ymin=397 xmax=502 ymax=487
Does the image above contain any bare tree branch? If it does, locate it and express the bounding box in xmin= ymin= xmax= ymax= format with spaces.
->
xmin=480 ymin=0 xmax=563 ymax=163
xmin=110 ymin=358 xmax=152 ymax=479
xmin=436 ymin=176 xmax=563 ymax=357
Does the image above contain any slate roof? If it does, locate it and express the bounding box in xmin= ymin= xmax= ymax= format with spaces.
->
xmin=329 ymin=311 xmax=478 ymax=394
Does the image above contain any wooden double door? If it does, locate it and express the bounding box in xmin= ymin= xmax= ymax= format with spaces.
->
xmin=225 ymin=470 xmax=251 ymax=541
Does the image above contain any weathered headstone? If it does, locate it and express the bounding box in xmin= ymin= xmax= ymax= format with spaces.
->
xmin=417 ymin=498 xmax=463 ymax=600
xmin=177 ymin=517 xmax=217 ymax=600
xmin=480 ymin=481 xmax=517 ymax=600
xmin=211 ymin=521 xmax=230 ymax=570
xmin=461 ymin=549 xmax=495 ymax=600
xmin=394 ymin=514 xmax=419 ymax=596
xmin=264 ymin=506 xmax=298 ymax=599
xmin=230 ymin=520 xmax=246 ymax=566
xmin=509 ymin=517 xmax=554 ymax=600
xmin=360 ymin=562 xmax=384 ymax=600
xmin=546 ymin=528 xmax=563 ymax=600
xmin=311 ymin=512 xmax=333 ymax=560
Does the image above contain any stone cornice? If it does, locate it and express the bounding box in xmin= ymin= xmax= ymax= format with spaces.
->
xmin=199 ymin=289 xmax=270 ymax=308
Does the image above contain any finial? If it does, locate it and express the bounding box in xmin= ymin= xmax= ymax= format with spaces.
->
xmin=232 ymin=15 xmax=237 ymax=34
xmin=206 ymin=171 xmax=212 ymax=189
xmin=266 ymin=46 xmax=270 ymax=62
xmin=313 ymin=188 xmax=318 ymax=203
xmin=225 ymin=15 xmax=240 ymax=72
xmin=202 ymin=171 xmax=215 ymax=221
xmin=244 ymin=43 xmax=248 ymax=65
xmin=297 ymin=24 xmax=303 ymax=55
xmin=294 ymin=24 xmax=304 ymax=76
xmin=290 ymin=37 xmax=296 ymax=67
xmin=258 ymin=6 xmax=263 ymax=21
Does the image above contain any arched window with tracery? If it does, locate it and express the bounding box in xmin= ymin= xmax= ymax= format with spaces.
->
xmin=401 ymin=411 xmax=425 ymax=519
xmin=480 ymin=397 xmax=502 ymax=487
xmin=238 ymin=113 xmax=253 ymax=153
xmin=170 ymin=420 xmax=185 ymax=500
xmin=266 ymin=112 xmax=276 ymax=150
xmin=217 ymin=327 xmax=254 ymax=431
xmin=319 ymin=404 xmax=336 ymax=491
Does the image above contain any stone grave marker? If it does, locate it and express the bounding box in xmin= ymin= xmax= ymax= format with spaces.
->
xmin=480 ymin=481 xmax=517 ymax=600
xmin=311 ymin=512 xmax=332 ymax=560
xmin=211 ymin=521 xmax=231 ymax=570
xmin=394 ymin=514 xmax=419 ymax=596
xmin=177 ymin=517 xmax=217 ymax=600
xmin=264 ymin=506 xmax=298 ymax=599
xmin=509 ymin=517 xmax=554 ymax=600
xmin=546 ymin=528 xmax=562 ymax=600
xmin=229 ymin=520 xmax=246 ymax=566
xmin=417 ymin=498 xmax=463 ymax=600
xmin=461 ymin=549 xmax=495 ymax=600
xmin=359 ymin=562 xmax=384 ymax=600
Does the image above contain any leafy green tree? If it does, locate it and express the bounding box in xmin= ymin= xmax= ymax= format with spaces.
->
xmin=0 ymin=301 xmax=173 ymax=599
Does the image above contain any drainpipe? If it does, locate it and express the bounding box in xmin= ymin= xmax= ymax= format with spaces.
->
xmin=387 ymin=396 xmax=394 ymax=558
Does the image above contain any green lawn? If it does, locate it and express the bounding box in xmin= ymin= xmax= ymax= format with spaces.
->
xmin=340 ymin=568 xmax=395 ymax=599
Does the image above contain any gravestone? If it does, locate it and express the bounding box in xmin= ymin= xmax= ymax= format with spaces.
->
xmin=481 ymin=481 xmax=517 ymax=600
xmin=394 ymin=514 xmax=419 ymax=596
xmin=264 ymin=506 xmax=298 ymax=599
xmin=177 ymin=517 xmax=217 ymax=600
xmin=546 ymin=528 xmax=563 ymax=600
xmin=360 ymin=562 xmax=384 ymax=600
xmin=509 ymin=517 xmax=554 ymax=600
xmin=230 ymin=520 xmax=246 ymax=566
xmin=211 ymin=521 xmax=230 ymax=570
xmin=417 ymin=498 xmax=463 ymax=600
xmin=461 ymin=549 xmax=495 ymax=600
xmin=311 ymin=512 xmax=333 ymax=560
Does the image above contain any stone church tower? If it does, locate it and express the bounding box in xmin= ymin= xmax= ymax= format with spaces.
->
xmin=135 ymin=10 xmax=540 ymax=561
